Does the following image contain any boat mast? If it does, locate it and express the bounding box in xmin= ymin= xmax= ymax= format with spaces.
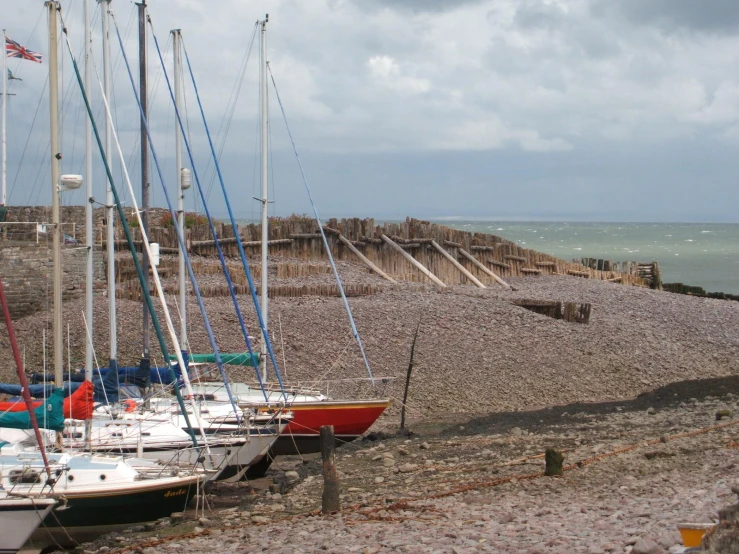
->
xmin=259 ymin=15 xmax=269 ymax=383
xmin=1 ymin=29 xmax=6 ymax=207
xmin=83 ymin=0 xmax=93 ymax=383
xmin=137 ymin=0 xmax=150 ymax=361
xmin=47 ymin=1 xmax=63 ymax=384
xmin=172 ymin=29 xmax=187 ymax=350
xmin=83 ymin=0 xmax=94 ymax=450
xmin=100 ymin=0 xmax=117 ymax=373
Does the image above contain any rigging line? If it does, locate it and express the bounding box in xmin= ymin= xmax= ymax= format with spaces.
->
xmin=267 ymin=64 xmax=376 ymax=387
xmin=92 ymin=48 xmax=214 ymax=446
xmin=8 ymin=74 xmax=49 ymax=203
xmin=118 ymin=14 xmax=244 ymax=421
xmin=181 ymin=35 xmax=286 ymax=401
xmin=55 ymin=4 xmax=200 ymax=450
xmin=203 ymin=22 xmax=259 ymax=203
xmin=153 ymin=27 xmax=271 ymax=405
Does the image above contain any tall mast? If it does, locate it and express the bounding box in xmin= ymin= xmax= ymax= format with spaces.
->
xmin=83 ymin=0 xmax=93 ymax=382
xmin=47 ymin=1 xmax=63 ymax=384
xmin=137 ymin=1 xmax=150 ymax=360
xmin=172 ymin=29 xmax=186 ymax=349
xmin=1 ymin=29 xmax=7 ymax=207
xmin=100 ymin=0 xmax=116 ymax=371
xmin=259 ymin=15 xmax=268 ymax=382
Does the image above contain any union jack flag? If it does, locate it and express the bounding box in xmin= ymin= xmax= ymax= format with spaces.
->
xmin=5 ymin=36 xmax=42 ymax=64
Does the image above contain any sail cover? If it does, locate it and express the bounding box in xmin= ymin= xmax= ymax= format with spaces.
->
xmin=168 ymin=352 xmax=260 ymax=367
xmin=0 ymin=380 xmax=94 ymax=420
xmin=0 ymin=388 xmax=65 ymax=431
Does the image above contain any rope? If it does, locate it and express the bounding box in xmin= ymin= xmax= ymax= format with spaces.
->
xmin=267 ymin=65 xmax=376 ymax=388
xmin=202 ymin=24 xmax=259 ymax=204
xmin=181 ymin=33 xmax=286 ymax=401
xmin=110 ymin=13 xmax=241 ymax=422
xmin=54 ymin=3 xmax=199 ymax=448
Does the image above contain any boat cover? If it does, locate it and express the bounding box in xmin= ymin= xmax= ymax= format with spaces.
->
xmin=0 ymin=388 xmax=65 ymax=431
xmin=168 ymin=352 xmax=259 ymax=367
xmin=27 ymin=357 xmax=179 ymax=388
xmin=0 ymin=359 xmax=120 ymax=403
xmin=0 ymin=380 xmax=94 ymax=420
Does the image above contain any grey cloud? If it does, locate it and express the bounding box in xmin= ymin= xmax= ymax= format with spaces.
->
xmin=592 ymin=0 xmax=739 ymax=34
xmin=345 ymin=0 xmax=486 ymax=14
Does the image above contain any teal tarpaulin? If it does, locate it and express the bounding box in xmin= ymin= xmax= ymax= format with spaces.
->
xmin=0 ymin=388 xmax=65 ymax=431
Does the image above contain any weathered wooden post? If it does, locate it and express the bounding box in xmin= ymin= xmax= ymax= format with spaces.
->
xmin=544 ymin=448 xmax=564 ymax=476
xmin=400 ymin=315 xmax=423 ymax=430
xmin=320 ymin=425 xmax=340 ymax=514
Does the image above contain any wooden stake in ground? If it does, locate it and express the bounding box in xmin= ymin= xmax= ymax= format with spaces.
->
xmin=545 ymin=448 xmax=564 ymax=476
xmin=321 ymin=425 xmax=340 ymax=514
xmin=400 ymin=314 xmax=423 ymax=430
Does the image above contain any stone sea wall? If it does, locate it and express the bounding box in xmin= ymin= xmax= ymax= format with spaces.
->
xmin=0 ymin=242 xmax=104 ymax=318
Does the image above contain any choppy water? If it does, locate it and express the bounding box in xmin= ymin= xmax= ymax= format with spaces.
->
xmin=435 ymin=221 xmax=739 ymax=295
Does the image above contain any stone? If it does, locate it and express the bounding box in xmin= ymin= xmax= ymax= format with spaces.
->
xmin=382 ymin=458 xmax=396 ymax=467
xmin=647 ymin=407 xmax=656 ymax=415
xmin=510 ymin=427 xmax=524 ymax=436
xmin=374 ymin=476 xmax=385 ymax=484
xmin=398 ymin=463 xmax=418 ymax=473
xmin=631 ymin=538 xmax=662 ymax=554
xmin=420 ymin=442 xmax=431 ymax=450
xmin=285 ymin=471 xmax=300 ymax=482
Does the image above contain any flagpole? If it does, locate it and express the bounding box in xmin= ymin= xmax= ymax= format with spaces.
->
xmin=2 ymin=29 xmax=7 ymax=206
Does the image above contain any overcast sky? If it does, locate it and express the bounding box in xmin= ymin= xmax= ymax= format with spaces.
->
xmin=2 ymin=0 xmax=739 ymax=222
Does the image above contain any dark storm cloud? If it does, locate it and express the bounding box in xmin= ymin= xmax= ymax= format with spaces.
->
xmin=592 ymin=0 xmax=739 ymax=34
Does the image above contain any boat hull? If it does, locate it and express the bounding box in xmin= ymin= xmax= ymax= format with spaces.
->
xmin=29 ymin=475 xmax=200 ymax=547
xmin=260 ymin=399 xmax=390 ymax=456
xmin=0 ymin=497 xmax=56 ymax=554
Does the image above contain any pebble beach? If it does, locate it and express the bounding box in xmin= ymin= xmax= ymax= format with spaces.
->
xmin=4 ymin=256 xmax=739 ymax=553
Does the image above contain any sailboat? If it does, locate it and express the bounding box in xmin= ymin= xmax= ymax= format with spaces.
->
xmin=0 ymin=492 xmax=57 ymax=554
xmin=0 ymin=4 xmax=204 ymax=548
xmin=178 ymin=17 xmax=390 ymax=468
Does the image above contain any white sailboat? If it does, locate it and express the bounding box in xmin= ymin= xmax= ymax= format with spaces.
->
xmin=0 ymin=492 xmax=56 ymax=554
xmin=187 ymin=17 xmax=389 ymax=469
xmin=0 ymin=4 xmax=204 ymax=548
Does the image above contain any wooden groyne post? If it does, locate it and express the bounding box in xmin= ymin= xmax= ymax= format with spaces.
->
xmin=458 ymin=248 xmax=511 ymax=289
xmin=430 ymin=240 xmax=485 ymax=288
xmin=321 ymin=425 xmax=340 ymax=514
xmin=381 ymin=234 xmax=447 ymax=288
xmin=337 ymin=234 xmax=397 ymax=283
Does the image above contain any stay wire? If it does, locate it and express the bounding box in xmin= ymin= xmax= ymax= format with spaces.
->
xmin=54 ymin=2 xmax=200 ymax=449
xmin=267 ymin=65 xmax=376 ymax=387
xmin=181 ymin=34 xmax=286 ymax=400
xmin=203 ymin=23 xmax=259 ymax=204
xmin=118 ymin=14 xmax=243 ymax=420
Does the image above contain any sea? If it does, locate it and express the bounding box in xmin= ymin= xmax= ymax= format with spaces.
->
xmin=431 ymin=221 xmax=739 ymax=295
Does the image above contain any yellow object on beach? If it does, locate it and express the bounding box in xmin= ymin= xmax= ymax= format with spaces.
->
xmin=677 ymin=523 xmax=715 ymax=547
